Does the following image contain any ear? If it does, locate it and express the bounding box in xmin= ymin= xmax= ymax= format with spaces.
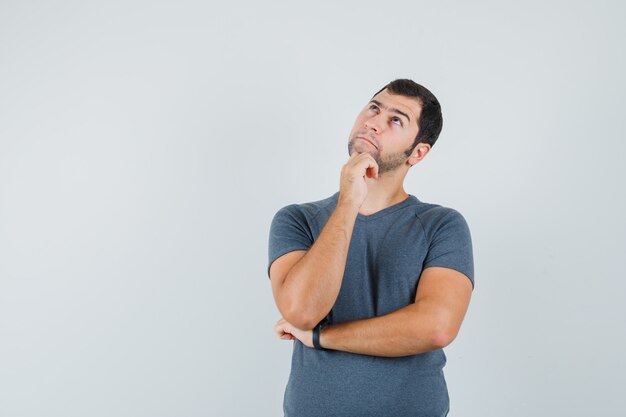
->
xmin=407 ymin=143 xmax=431 ymax=167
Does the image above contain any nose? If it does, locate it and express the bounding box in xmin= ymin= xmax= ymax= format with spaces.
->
xmin=364 ymin=114 xmax=382 ymax=134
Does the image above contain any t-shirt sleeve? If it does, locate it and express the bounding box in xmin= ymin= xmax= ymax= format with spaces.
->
xmin=267 ymin=205 xmax=314 ymax=279
xmin=423 ymin=209 xmax=475 ymax=288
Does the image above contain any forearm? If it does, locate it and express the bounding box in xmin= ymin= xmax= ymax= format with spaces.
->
xmin=319 ymin=301 xmax=449 ymax=357
xmin=280 ymin=200 xmax=359 ymax=329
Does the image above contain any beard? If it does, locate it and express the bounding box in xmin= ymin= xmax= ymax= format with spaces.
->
xmin=347 ymin=137 xmax=412 ymax=176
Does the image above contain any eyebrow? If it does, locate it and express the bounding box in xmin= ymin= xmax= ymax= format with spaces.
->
xmin=370 ymin=99 xmax=411 ymax=124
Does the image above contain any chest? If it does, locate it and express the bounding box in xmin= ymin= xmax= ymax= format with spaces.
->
xmin=329 ymin=215 xmax=429 ymax=322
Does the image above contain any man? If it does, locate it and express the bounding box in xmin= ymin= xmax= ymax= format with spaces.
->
xmin=267 ymin=79 xmax=474 ymax=417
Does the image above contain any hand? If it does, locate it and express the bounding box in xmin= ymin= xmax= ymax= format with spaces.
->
xmin=274 ymin=317 xmax=314 ymax=348
xmin=339 ymin=152 xmax=379 ymax=208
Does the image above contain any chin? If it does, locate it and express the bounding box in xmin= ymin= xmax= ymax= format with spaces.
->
xmin=348 ymin=140 xmax=374 ymax=156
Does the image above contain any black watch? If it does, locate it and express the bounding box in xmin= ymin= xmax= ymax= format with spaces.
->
xmin=313 ymin=318 xmax=329 ymax=350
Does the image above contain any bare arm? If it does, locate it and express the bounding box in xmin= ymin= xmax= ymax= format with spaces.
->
xmin=271 ymin=201 xmax=359 ymax=329
xmin=275 ymin=267 xmax=473 ymax=356
xmin=270 ymin=152 xmax=379 ymax=330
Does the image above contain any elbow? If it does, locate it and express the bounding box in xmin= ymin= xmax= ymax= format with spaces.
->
xmin=280 ymin=303 xmax=319 ymax=331
xmin=295 ymin=318 xmax=318 ymax=331
xmin=430 ymin=324 xmax=458 ymax=349
xmin=422 ymin=309 xmax=462 ymax=349
xmin=285 ymin=314 xmax=318 ymax=331
xmin=431 ymin=330 xmax=453 ymax=349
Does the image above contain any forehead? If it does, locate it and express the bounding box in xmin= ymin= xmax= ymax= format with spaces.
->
xmin=370 ymin=89 xmax=422 ymax=124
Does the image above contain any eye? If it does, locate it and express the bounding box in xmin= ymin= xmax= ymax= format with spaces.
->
xmin=368 ymin=104 xmax=379 ymax=113
xmin=391 ymin=117 xmax=402 ymax=126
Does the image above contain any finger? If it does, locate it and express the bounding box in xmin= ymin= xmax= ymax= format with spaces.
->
xmin=369 ymin=155 xmax=379 ymax=177
xmin=358 ymin=151 xmax=377 ymax=164
xmin=355 ymin=151 xmax=376 ymax=164
xmin=275 ymin=321 xmax=293 ymax=335
xmin=357 ymin=155 xmax=379 ymax=178
xmin=274 ymin=323 xmax=285 ymax=334
xmin=347 ymin=151 xmax=367 ymax=164
xmin=276 ymin=328 xmax=290 ymax=338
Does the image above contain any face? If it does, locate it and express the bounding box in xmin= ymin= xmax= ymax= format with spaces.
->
xmin=348 ymin=89 xmax=425 ymax=175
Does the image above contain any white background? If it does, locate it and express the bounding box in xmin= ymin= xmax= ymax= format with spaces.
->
xmin=1 ymin=1 xmax=624 ymax=416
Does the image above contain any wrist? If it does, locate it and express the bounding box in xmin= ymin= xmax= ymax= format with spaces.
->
xmin=319 ymin=324 xmax=328 ymax=350
xmin=336 ymin=195 xmax=362 ymax=213
xmin=313 ymin=320 xmax=330 ymax=350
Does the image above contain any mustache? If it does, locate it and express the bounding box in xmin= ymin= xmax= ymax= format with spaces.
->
xmin=351 ymin=132 xmax=378 ymax=149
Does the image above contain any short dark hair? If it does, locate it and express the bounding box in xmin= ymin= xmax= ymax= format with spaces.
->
xmin=372 ymin=79 xmax=443 ymax=153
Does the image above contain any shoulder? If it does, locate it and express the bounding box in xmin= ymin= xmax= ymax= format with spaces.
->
xmin=411 ymin=198 xmax=471 ymax=236
xmin=272 ymin=192 xmax=339 ymax=223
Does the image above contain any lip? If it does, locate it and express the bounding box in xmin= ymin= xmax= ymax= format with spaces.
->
xmin=356 ymin=136 xmax=378 ymax=149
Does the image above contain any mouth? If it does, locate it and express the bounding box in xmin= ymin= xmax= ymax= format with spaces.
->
xmin=356 ymin=136 xmax=378 ymax=149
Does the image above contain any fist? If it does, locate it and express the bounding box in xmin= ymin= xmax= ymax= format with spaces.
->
xmin=339 ymin=152 xmax=379 ymax=208
xmin=274 ymin=318 xmax=314 ymax=348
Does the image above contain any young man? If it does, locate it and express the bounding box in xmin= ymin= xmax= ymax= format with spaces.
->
xmin=267 ymin=79 xmax=474 ymax=417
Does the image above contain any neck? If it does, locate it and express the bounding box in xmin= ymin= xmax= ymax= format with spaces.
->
xmin=358 ymin=168 xmax=409 ymax=216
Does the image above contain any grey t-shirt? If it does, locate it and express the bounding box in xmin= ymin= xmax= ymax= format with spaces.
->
xmin=267 ymin=192 xmax=474 ymax=417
